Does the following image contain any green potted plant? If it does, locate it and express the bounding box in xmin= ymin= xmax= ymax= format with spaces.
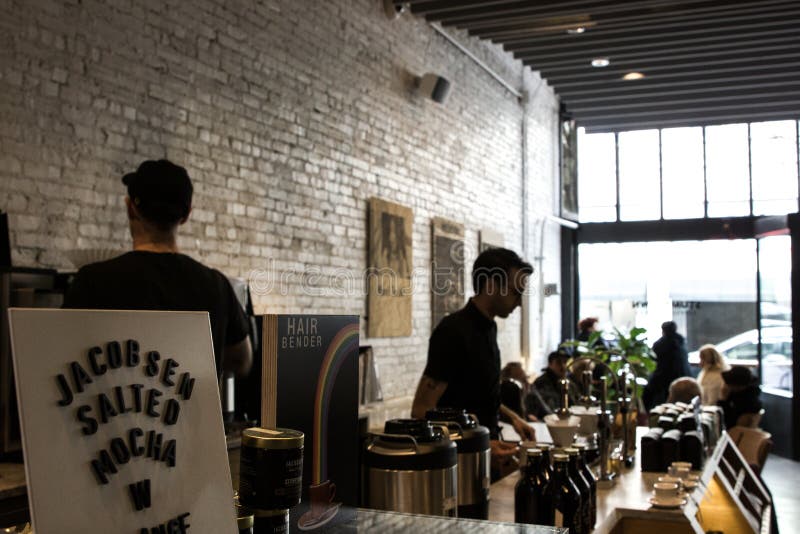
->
xmin=560 ymin=327 xmax=656 ymax=403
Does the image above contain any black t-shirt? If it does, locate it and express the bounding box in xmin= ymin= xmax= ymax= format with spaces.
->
xmin=63 ymin=251 xmax=249 ymax=376
xmin=423 ymin=299 xmax=501 ymax=437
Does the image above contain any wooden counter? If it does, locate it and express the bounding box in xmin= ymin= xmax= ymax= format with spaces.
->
xmin=0 ymin=463 xmax=28 ymax=527
xmin=0 ymin=463 xmax=26 ymax=500
xmin=489 ymin=426 xmax=690 ymax=533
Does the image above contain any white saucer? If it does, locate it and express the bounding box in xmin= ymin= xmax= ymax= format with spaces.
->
xmin=297 ymin=502 xmax=342 ymax=531
xmin=682 ymin=481 xmax=699 ymax=491
xmin=649 ymin=496 xmax=687 ymax=509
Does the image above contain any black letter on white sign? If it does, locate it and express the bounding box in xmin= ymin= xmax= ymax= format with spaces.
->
xmin=128 ymin=478 xmax=151 ymax=511
xmin=56 ymin=374 xmax=73 ymax=406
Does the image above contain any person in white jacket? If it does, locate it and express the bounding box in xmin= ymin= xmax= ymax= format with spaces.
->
xmin=697 ymin=344 xmax=730 ymax=405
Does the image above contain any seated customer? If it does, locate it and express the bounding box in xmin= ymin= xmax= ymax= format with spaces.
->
xmin=717 ymin=366 xmax=762 ymax=429
xmin=500 ymin=362 xmax=530 ymax=420
xmin=667 ymin=376 xmax=702 ymax=404
xmin=697 ymin=344 xmax=730 ymax=405
xmin=525 ymin=351 xmax=578 ymax=420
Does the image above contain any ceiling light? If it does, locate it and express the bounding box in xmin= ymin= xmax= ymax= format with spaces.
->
xmin=567 ymin=27 xmax=586 ymax=34
xmin=591 ymin=57 xmax=610 ymax=68
xmin=623 ymin=72 xmax=645 ymax=80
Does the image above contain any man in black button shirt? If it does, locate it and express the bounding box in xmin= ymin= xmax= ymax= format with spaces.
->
xmin=412 ymin=248 xmax=535 ymax=468
xmin=63 ymin=159 xmax=252 ymax=380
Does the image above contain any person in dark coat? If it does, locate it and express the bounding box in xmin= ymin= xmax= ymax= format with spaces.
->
xmin=643 ymin=321 xmax=692 ymax=410
xmin=718 ymin=366 xmax=762 ymax=429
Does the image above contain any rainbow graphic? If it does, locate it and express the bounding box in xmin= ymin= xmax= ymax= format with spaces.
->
xmin=312 ymin=322 xmax=359 ymax=485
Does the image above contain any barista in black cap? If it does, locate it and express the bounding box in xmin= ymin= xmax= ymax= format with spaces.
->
xmin=64 ymin=159 xmax=252 ymax=379
xmin=717 ymin=365 xmax=762 ymax=429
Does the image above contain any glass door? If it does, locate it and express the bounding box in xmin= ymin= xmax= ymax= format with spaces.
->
xmin=758 ymin=235 xmax=792 ymax=392
xmin=757 ymin=221 xmax=797 ymax=459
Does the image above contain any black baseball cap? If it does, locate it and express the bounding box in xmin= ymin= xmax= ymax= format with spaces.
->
xmin=122 ymin=160 xmax=193 ymax=225
xmin=548 ymin=350 xmax=570 ymax=363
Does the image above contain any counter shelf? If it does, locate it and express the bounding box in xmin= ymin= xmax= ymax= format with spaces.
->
xmin=491 ymin=425 xmax=773 ymax=533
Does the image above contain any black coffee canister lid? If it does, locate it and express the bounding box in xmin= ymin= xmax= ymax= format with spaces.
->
xmin=242 ymin=427 xmax=304 ymax=450
xmin=365 ymin=419 xmax=457 ymax=471
xmin=383 ymin=418 xmax=441 ymax=442
xmin=424 ymin=409 xmax=490 ymax=453
xmin=425 ymin=408 xmax=476 ymax=428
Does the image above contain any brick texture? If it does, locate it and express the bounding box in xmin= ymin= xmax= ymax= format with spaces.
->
xmin=0 ymin=0 xmax=561 ymax=423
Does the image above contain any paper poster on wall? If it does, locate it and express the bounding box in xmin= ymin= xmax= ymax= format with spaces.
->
xmin=367 ymin=198 xmax=413 ymax=337
xmin=431 ymin=217 xmax=465 ymax=329
xmin=261 ymin=314 xmax=359 ymax=531
xmin=9 ymin=309 xmax=236 ymax=534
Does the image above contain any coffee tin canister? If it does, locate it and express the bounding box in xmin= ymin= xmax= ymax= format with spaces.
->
xmin=253 ymin=508 xmax=290 ymax=534
xmin=239 ymin=427 xmax=304 ymax=510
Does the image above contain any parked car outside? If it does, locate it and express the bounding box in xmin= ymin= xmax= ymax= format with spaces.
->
xmin=688 ymin=325 xmax=792 ymax=391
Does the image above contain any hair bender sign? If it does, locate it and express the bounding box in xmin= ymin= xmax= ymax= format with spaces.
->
xmin=9 ymin=310 xmax=236 ymax=534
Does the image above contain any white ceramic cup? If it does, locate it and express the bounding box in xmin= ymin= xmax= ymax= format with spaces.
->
xmin=654 ymin=482 xmax=680 ymax=500
xmin=671 ymin=461 xmax=692 ymax=471
xmin=658 ymin=475 xmax=683 ymax=490
xmin=668 ymin=465 xmax=691 ymax=478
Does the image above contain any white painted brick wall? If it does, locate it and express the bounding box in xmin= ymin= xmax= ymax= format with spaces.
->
xmin=0 ymin=0 xmax=562 ymax=424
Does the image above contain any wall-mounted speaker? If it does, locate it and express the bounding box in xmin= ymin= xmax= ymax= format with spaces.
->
xmin=417 ymin=73 xmax=451 ymax=104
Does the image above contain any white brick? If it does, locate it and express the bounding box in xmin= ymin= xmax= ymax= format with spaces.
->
xmin=1 ymin=0 xmax=560 ymax=415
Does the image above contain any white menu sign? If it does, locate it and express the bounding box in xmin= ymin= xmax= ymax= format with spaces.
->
xmin=9 ymin=309 xmax=236 ymax=534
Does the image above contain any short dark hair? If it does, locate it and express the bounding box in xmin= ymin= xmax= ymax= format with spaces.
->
xmin=661 ymin=321 xmax=677 ymax=335
xmin=578 ymin=317 xmax=599 ymax=332
xmin=471 ymin=248 xmax=533 ymax=294
xmin=122 ymin=159 xmax=193 ymax=231
xmin=548 ymin=350 xmax=569 ymax=364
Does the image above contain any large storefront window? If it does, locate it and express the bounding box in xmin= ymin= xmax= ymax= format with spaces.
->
xmin=576 ymin=120 xmax=800 ymax=222
xmin=579 ymin=240 xmax=759 ymax=372
xmin=661 ymin=127 xmax=704 ymax=220
xmin=618 ymin=130 xmax=660 ymax=221
xmin=751 ymin=121 xmax=799 ymax=216
xmin=577 ymin=130 xmax=616 ymax=222
xmin=705 ymin=124 xmax=751 ymax=217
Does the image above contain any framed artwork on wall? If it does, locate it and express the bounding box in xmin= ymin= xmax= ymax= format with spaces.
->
xmin=560 ymin=117 xmax=579 ymax=221
xmin=367 ymin=198 xmax=413 ymax=338
xmin=431 ymin=217 xmax=465 ymax=330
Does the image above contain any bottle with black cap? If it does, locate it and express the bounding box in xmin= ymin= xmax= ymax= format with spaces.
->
xmin=544 ymin=453 xmax=582 ymax=531
xmin=514 ymin=448 xmax=547 ymax=524
xmin=574 ymin=442 xmax=597 ymax=528
xmin=565 ymin=447 xmax=591 ymax=534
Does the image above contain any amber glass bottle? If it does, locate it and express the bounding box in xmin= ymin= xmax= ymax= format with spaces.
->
xmin=574 ymin=443 xmax=597 ymax=528
xmin=566 ymin=447 xmax=591 ymax=534
xmin=544 ymin=453 xmax=583 ymax=532
xmin=514 ymin=449 xmax=547 ymax=524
